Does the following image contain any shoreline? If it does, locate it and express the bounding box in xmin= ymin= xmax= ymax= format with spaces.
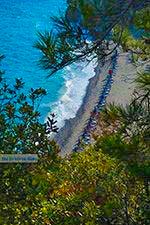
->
xmin=55 ymin=53 xmax=137 ymax=156
xmin=54 ymin=59 xmax=112 ymax=155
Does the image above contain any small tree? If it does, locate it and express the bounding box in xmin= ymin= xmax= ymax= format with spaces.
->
xmin=94 ymin=71 xmax=150 ymax=222
xmin=0 ymin=57 xmax=60 ymax=224
xmin=35 ymin=0 xmax=149 ymax=76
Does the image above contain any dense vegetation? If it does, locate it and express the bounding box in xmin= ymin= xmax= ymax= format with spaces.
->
xmin=36 ymin=0 xmax=149 ymax=75
xmin=0 ymin=0 xmax=149 ymax=224
xmin=0 ymin=62 xmax=149 ymax=225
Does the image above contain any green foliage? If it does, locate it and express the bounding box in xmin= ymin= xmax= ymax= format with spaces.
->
xmin=0 ymin=59 xmax=60 ymax=224
xmin=38 ymin=147 xmax=146 ymax=225
xmin=113 ymin=5 xmax=150 ymax=61
xmin=1 ymin=68 xmax=149 ymax=223
xmin=36 ymin=0 xmax=149 ymax=75
xmin=96 ymin=71 xmax=150 ymax=202
xmin=133 ymin=6 xmax=150 ymax=31
xmin=136 ymin=72 xmax=150 ymax=91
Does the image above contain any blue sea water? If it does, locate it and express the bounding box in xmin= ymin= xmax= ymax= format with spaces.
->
xmin=0 ymin=0 xmax=96 ymax=126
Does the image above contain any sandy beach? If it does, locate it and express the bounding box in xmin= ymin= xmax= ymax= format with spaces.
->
xmin=55 ymin=53 xmax=137 ymax=156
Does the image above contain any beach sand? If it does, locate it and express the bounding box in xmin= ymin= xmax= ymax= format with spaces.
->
xmin=55 ymin=53 xmax=137 ymax=156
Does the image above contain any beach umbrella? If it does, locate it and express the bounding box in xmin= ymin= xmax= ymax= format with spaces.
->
xmin=108 ymin=69 xmax=113 ymax=75
xmin=99 ymin=94 xmax=105 ymax=100
xmin=93 ymin=106 xmax=99 ymax=114
xmin=83 ymin=139 xmax=91 ymax=145
xmin=84 ymin=127 xmax=90 ymax=133
xmin=100 ymin=102 xmax=106 ymax=107
xmin=104 ymin=84 xmax=110 ymax=90
xmin=83 ymin=135 xmax=90 ymax=140
xmin=103 ymin=86 xmax=108 ymax=92
xmin=82 ymin=131 xmax=90 ymax=138
xmin=72 ymin=145 xmax=79 ymax=152
xmin=86 ymin=124 xmax=91 ymax=131
xmin=100 ymin=97 xmax=106 ymax=104
xmin=96 ymin=106 xmax=102 ymax=112
xmin=104 ymin=92 xmax=109 ymax=97
xmin=106 ymin=88 xmax=111 ymax=92
xmin=90 ymin=120 xmax=97 ymax=125
xmin=90 ymin=117 xmax=97 ymax=122
xmin=90 ymin=126 xmax=97 ymax=131
xmin=83 ymin=136 xmax=91 ymax=142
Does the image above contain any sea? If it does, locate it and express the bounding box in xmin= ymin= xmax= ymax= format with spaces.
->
xmin=0 ymin=0 xmax=96 ymax=127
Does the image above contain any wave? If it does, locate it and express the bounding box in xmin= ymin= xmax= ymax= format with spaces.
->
xmin=45 ymin=59 xmax=97 ymax=128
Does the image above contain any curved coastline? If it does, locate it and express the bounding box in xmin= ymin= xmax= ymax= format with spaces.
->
xmin=55 ymin=53 xmax=138 ymax=156
xmin=54 ymin=60 xmax=111 ymax=155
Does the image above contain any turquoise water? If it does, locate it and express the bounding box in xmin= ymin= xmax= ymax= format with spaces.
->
xmin=0 ymin=0 xmax=66 ymax=121
xmin=0 ymin=0 xmax=96 ymax=125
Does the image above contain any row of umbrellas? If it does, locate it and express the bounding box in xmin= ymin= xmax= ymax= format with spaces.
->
xmin=72 ymin=50 xmax=118 ymax=152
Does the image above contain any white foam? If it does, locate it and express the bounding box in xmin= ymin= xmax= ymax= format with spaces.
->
xmin=45 ymin=59 xmax=97 ymax=128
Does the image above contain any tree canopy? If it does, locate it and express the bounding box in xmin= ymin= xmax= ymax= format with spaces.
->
xmin=35 ymin=0 xmax=149 ymax=76
xmin=0 ymin=55 xmax=149 ymax=224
